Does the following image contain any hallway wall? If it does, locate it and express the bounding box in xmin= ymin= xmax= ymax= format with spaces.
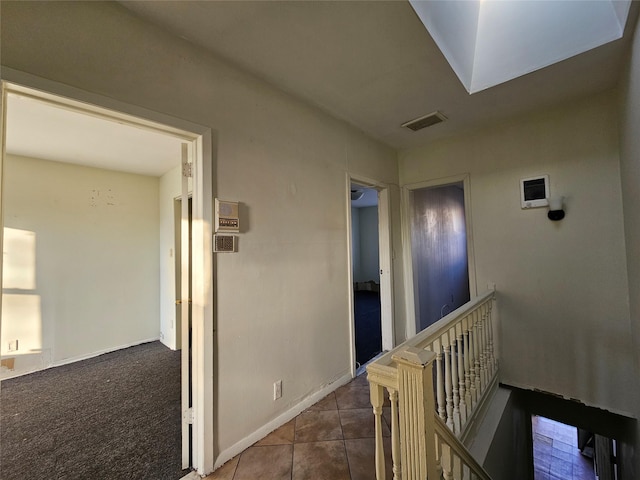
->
xmin=0 ymin=1 xmax=400 ymax=465
xmin=400 ymin=91 xmax=634 ymax=417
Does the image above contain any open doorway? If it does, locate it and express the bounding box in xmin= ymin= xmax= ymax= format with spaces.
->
xmin=408 ymin=180 xmax=472 ymax=333
xmin=0 ymin=82 xmax=211 ymax=477
xmin=348 ymin=179 xmax=394 ymax=374
xmin=350 ymin=184 xmax=382 ymax=368
xmin=531 ymin=415 xmax=607 ymax=479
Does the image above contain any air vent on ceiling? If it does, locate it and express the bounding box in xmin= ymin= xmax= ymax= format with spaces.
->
xmin=402 ymin=111 xmax=447 ymax=131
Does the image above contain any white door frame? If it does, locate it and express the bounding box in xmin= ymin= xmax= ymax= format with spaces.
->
xmin=0 ymin=69 xmax=215 ymax=475
xmin=401 ymin=173 xmax=477 ymax=339
xmin=346 ymin=174 xmax=395 ymax=377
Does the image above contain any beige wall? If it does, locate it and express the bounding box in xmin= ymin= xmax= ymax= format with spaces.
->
xmin=0 ymin=1 xmax=399 ymax=462
xmin=400 ymin=91 xmax=635 ymax=417
xmin=1 ymin=155 xmax=160 ymax=374
xmin=619 ymin=7 xmax=640 ymax=476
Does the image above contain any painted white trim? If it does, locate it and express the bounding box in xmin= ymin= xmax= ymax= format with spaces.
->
xmin=1 ymin=68 xmax=205 ymax=140
xmin=400 ymin=185 xmax=418 ymax=340
xmin=0 ymin=337 xmax=161 ymax=380
xmin=377 ymin=188 xmax=395 ymax=351
xmin=191 ymin=131 xmax=215 ymax=476
xmin=214 ymin=372 xmax=353 ymax=470
xmin=402 ymin=173 xmax=477 ymax=337
xmin=345 ymin=175 xmax=357 ymax=378
xmin=0 ymin=70 xmax=215 ymax=475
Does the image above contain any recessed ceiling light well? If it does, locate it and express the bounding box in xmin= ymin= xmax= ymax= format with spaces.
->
xmin=401 ymin=111 xmax=447 ymax=132
xmin=409 ymin=0 xmax=631 ymax=94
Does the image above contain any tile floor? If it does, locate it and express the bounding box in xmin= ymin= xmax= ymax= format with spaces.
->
xmin=205 ymin=374 xmax=392 ymax=480
xmin=532 ymin=416 xmax=595 ymax=480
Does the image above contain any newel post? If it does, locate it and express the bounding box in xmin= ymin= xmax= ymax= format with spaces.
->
xmin=392 ymin=346 xmax=439 ymax=480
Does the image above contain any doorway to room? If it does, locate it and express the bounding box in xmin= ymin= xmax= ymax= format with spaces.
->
xmin=0 ymin=80 xmax=212 ymax=476
xmin=350 ymin=184 xmax=382 ymax=369
xmin=348 ymin=179 xmax=395 ymax=373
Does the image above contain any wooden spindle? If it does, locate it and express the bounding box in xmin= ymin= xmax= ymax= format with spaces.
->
xmin=370 ymin=381 xmax=387 ymax=480
xmin=443 ymin=339 xmax=454 ymax=431
xmin=487 ymin=300 xmax=497 ymax=374
xmin=456 ymin=324 xmax=467 ymax=426
xmin=449 ymin=328 xmax=461 ymax=433
xmin=478 ymin=307 xmax=487 ymax=390
xmin=467 ymin=315 xmax=478 ymax=406
xmin=434 ymin=339 xmax=446 ymax=423
xmin=387 ymin=388 xmax=402 ymax=480
xmin=472 ymin=310 xmax=481 ymax=398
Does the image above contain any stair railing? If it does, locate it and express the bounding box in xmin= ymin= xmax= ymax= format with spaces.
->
xmin=367 ymin=289 xmax=497 ymax=480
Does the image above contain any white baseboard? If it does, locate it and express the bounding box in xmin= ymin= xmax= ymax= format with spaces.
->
xmin=213 ymin=371 xmax=354 ymax=470
xmin=0 ymin=337 xmax=160 ymax=380
xmin=53 ymin=337 xmax=161 ymax=368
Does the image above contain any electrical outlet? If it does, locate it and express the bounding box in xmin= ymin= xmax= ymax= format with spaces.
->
xmin=8 ymin=340 xmax=18 ymax=352
xmin=274 ymin=380 xmax=282 ymax=400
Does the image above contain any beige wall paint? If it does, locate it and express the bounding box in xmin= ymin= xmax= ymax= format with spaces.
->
xmin=1 ymin=154 xmax=160 ymax=373
xmin=400 ymin=91 xmax=635 ymax=416
xmin=619 ymin=8 xmax=640 ymax=475
xmin=0 ymin=1 xmax=399 ymax=461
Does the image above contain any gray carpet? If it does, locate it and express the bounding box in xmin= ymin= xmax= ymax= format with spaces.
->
xmin=0 ymin=341 xmax=190 ymax=480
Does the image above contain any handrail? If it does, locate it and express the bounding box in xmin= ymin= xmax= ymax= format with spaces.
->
xmin=367 ymin=289 xmax=498 ymax=480
xmin=370 ymin=289 xmax=495 ymax=369
xmin=434 ymin=415 xmax=492 ymax=480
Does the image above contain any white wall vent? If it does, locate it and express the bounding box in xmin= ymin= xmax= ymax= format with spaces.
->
xmin=213 ymin=234 xmax=238 ymax=253
xmin=402 ymin=111 xmax=447 ymax=131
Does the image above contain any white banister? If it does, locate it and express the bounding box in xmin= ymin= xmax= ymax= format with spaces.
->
xmin=367 ymin=289 xmax=498 ymax=480
xmin=392 ymin=346 xmax=440 ymax=480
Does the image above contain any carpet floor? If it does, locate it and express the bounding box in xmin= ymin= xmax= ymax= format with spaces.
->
xmin=354 ymin=290 xmax=382 ymax=367
xmin=0 ymin=341 xmax=189 ymax=480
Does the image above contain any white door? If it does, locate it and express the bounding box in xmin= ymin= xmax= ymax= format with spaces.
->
xmin=180 ymin=142 xmax=193 ymax=469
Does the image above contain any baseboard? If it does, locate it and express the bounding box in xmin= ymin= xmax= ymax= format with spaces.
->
xmin=53 ymin=337 xmax=161 ymax=368
xmin=0 ymin=337 xmax=160 ymax=380
xmin=213 ymin=371 xmax=354 ymax=470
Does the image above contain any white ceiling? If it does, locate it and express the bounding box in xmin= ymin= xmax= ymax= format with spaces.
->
xmin=120 ymin=0 xmax=640 ymax=149
xmin=5 ymin=94 xmax=184 ymax=177
xmin=4 ymin=1 xmax=639 ymax=174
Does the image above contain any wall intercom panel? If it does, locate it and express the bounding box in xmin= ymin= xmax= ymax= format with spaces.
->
xmin=520 ymin=175 xmax=549 ymax=209
xmin=215 ymin=198 xmax=240 ymax=233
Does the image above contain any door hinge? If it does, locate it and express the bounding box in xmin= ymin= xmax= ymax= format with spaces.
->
xmin=183 ymin=407 xmax=194 ymax=424
xmin=182 ymin=162 xmax=193 ymax=178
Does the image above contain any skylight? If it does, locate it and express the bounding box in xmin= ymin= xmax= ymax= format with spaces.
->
xmin=410 ymin=0 xmax=632 ymax=94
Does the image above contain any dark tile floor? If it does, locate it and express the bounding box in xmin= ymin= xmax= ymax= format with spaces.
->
xmin=206 ymin=374 xmax=392 ymax=480
xmin=532 ymin=416 xmax=595 ymax=480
